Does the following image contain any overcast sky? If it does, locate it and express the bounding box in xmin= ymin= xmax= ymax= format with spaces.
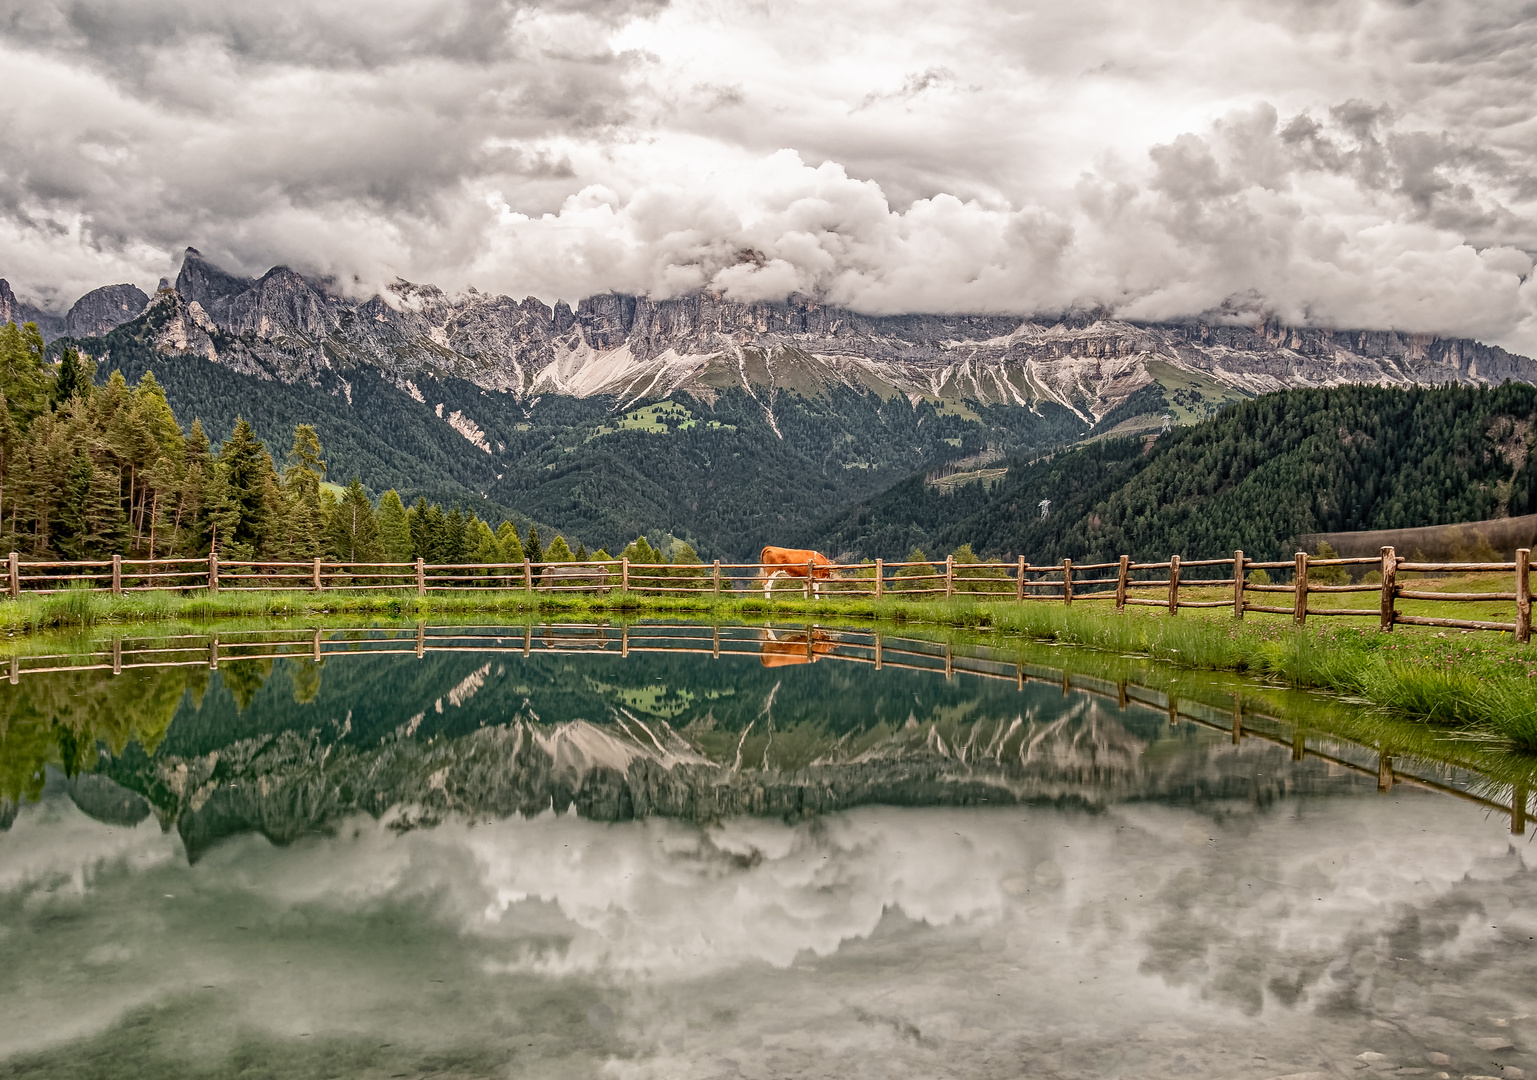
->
xmin=2 ymin=0 xmax=1535 ymax=349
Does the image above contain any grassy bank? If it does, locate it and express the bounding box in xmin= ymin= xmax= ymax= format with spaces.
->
xmin=5 ymin=585 xmax=1537 ymax=749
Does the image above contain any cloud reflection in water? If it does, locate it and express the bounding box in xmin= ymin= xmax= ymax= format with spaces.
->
xmin=2 ymin=786 xmax=1535 ymax=1079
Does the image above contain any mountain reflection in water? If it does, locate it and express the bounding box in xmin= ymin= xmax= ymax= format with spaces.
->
xmin=1 ymin=622 xmax=1535 ymax=1079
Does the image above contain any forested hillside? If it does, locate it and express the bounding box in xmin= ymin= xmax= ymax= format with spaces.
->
xmin=0 ymin=319 xmax=593 ymax=564
xmin=811 ymin=384 xmax=1537 ymax=563
xmin=50 ymin=302 xmax=1085 ymax=558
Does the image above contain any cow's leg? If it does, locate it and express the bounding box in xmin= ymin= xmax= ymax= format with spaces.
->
xmin=764 ymin=570 xmax=786 ymax=600
xmin=812 ymin=578 xmax=821 ymax=598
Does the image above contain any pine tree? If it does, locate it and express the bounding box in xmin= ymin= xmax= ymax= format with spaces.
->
xmin=211 ymin=418 xmax=279 ymax=557
xmin=0 ymin=321 xmax=51 ymax=428
xmin=442 ymin=507 xmax=469 ymax=564
xmin=407 ymin=497 xmax=432 ymax=560
xmin=422 ymin=503 xmax=446 ymax=561
xmin=276 ymin=425 xmax=326 ymax=559
xmin=50 ymin=346 xmax=91 ymax=410
xmin=324 ymin=478 xmax=384 ymax=563
xmin=574 ymin=542 xmax=588 ymax=561
xmin=470 ymin=519 xmax=500 ymax=566
xmin=376 ymin=489 xmax=412 ymax=562
xmin=497 ymin=520 xmax=524 ymax=562
xmin=202 ymin=463 xmax=241 ymax=557
xmin=895 ymin=547 xmax=930 ymax=579
xmin=620 ymin=536 xmax=661 ymax=565
xmin=545 ymin=534 xmax=572 ymax=562
xmin=173 ymin=420 xmax=212 ymax=554
xmin=55 ymin=452 xmax=94 ymax=559
xmin=0 ymin=390 xmax=17 ymax=547
xmin=83 ymin=465 xmax=129 ymax=556
xmin=525 ymin=524 xmax=543 ymax=565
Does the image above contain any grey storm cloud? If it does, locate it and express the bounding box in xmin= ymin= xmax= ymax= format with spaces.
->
xmin=2 ymin=0 xmax=1536 ymax=350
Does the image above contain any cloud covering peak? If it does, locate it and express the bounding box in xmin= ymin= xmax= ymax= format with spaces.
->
xmin=2 ymin=0 xmax=1535 ymax=350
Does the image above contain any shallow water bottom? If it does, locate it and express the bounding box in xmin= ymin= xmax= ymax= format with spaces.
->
xmin=3 ymin=786 xmax=1534 ymax=1079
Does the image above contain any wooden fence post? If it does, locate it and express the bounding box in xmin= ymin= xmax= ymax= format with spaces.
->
xmin=875 ymin=559 xmax=884 ymax=599
xmin=712 ymin=559 xmax=721 ymax=598
xmin=7 ymin=552 xmax=17 ymax=600
xmin=416 ymin=558 xmax=426 ymax=597
xmin=524 ymin=558 xmax=532 ymax=595
xmin=1167 ymin=554 xmax=1180 ymax=615
xmin=805 ymin=560 xmax=813 ymax=600
xmin=7 ymin=655 xmax=15 ymax=685
xmin=112 ymin=638 xmax=122 ymax=676
xmin=111 ymin=554 xmax=122 ymax=597
xmin=312 ymin=627 xmax=322 ymax=663
xmin=209 ymin=635 xmax=219 ymax=670
xmin=1380 ymin=546 xmax=1396 ymax=632
xmin=416 ymin=622 xmax=425 ymax=659
xmin=945 ymin=556 xmax=954 ymax=599
xmin=1232 ymin=550 xmax=1245 ymax=620
xmin=208 ymin=551 xmax=219 ymax=595
xmin=1063 ymin=558 xmax=1073 ymax=606
xmin=1017 ymin=556 xmax=1026 ymax=602
xmin=1517 ymin=548 xmax=1531 ymax=644
xmin=874 ymin=632 xmax=882 ymax=669
xmin=1294 ymin=551 xmax=1309 ymax=625
xmin=621 ymin=557 xmax=629 ymax=594
xmin=1116 ymin=555 xmax=1128 ymax=611
xmin=313 ymin=557 xmax=322 ymax=591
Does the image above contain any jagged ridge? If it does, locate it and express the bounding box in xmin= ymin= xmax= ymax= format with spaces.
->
xmin=8 ymin=246 xmax=1535 ymax=424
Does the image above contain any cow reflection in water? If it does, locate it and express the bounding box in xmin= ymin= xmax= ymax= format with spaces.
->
xmin=758 ymin=626 xmax=838 ymax=667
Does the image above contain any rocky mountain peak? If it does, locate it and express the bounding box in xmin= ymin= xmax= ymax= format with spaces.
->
xmin=174 ymin=246 xmax=253 ymax=310
xmin=0 ymin=279 xmax=65 ymax=339
xmin=63 ymin=283 xmax=149 ymax=339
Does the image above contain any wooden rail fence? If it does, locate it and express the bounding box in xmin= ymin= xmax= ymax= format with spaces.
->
xmin=3 ymin=546 xmax=1532 ymax=642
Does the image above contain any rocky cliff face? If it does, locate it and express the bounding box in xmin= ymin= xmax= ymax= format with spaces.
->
xmin=62 ymin=283 xmax=149 ymax=339
xmin=8 ymin=246 xmax=1537 ymax=421
xmin=0 ymin=279 xmax=64 ymax=338
xmin=0 ymin=279 xmax=147 ymax=342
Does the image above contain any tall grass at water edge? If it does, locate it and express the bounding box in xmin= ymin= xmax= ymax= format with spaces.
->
xmin=955 ymin=599 xmax=1537 ymax=747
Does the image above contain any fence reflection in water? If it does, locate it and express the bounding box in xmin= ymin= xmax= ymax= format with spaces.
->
xmin=6 ymin=621 xmax=1530 ymax=834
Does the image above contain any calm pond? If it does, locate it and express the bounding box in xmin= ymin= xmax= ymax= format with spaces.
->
xmin=1 ymin=620 xmax=1535 ymax=1080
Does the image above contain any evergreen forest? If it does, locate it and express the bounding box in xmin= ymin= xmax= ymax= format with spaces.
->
xmin=0 ymin=320 xmax=630 ymax=565
xmin=811 ymin=383 xmax=1537 ymax=563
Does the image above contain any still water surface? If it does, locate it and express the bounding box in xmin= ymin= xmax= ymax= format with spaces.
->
xmin=1 ymin=622 xmax=1534 ymax=1079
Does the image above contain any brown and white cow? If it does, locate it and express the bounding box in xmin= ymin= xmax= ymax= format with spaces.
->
xmin=759 ymin=546 xmax=839 ymax=600
xmin=758 ymin=626 xmax=837 ymax=667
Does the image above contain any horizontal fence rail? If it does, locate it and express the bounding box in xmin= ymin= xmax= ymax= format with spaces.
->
xmin=4 ymin=621 xmax=1530 ymax=834
xmin=2 ymin=546 xmax=1533 ymax=642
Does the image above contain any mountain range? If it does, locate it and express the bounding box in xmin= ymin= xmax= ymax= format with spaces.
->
xmin=4 ymin=248 xmax=1536 ymax=557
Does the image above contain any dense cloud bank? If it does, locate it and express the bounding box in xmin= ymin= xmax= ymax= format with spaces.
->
xmin=1 ymin=0 xmax=1535 ymax=350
